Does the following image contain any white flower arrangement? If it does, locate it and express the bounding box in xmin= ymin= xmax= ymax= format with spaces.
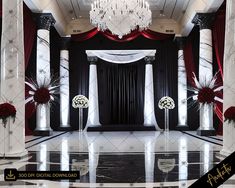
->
xmin=158 ymin=96 xmax=175 ymax=110
xmin=72 ymin=95 xmax=89 ymax=108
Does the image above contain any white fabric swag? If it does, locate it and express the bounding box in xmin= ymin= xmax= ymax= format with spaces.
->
xmin=86 ymin=50 xmax=156 ymax=64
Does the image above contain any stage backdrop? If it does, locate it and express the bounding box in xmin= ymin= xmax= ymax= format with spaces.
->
xmin=69 ymin=32 xmax=195 ymax=130
xmin=24 ymin=28 xmax=205 ymax=131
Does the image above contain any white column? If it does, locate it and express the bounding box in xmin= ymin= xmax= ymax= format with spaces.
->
xmin=34 ymin=14 xmax=55 ymax=136
xmin=59 ymin=37 xmax=70 ymax=129
xmin=221 ymin=0 xmax=235 ymax=155
xmin=86 ymin=57 xmax=101 ymax=129
xmin=143 ymin=57 xmax=160 ymax=130
xmin=199 ymin=29 xmax=213 ymax=84
xmin=0 ymin=0 xmax=27 ymax=157
xmin=176 ymin=37 xmax=188 ymax=129
xmin=192 ymin=13 xmax=216 ymax=136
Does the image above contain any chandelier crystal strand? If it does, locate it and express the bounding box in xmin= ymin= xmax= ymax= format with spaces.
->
xmin=90 ymin=0 xmax=152 ymax=39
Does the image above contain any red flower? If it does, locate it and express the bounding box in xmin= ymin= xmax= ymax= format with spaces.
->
xmin=224 ymin=106 xmax=235 ymax=122
xmin=34 ymin=87 xmax=51 ymax=104
xmin=0 ymin=103 xmax=16 ymax=117
xmin=0 ymin=103 xmax=17 ymax=127
xmin=197 ymin=87 xmax=215 ymax=104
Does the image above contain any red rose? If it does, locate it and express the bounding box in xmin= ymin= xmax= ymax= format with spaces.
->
xmin=0 ymin=103 xmax=16 ymax=127
xmin=197 ymin=87 xmax=215 ymax=104
xmin=224 ymin=106 xmax=235 ymax=122
xmin=0 ymin=103 xmax=16 ymax=118
xmin=34 ymin=87 xmax=51 ymax=104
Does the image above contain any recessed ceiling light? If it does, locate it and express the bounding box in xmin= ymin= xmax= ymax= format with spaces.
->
xmin=72 ymin=17 xmax=75 ymax=20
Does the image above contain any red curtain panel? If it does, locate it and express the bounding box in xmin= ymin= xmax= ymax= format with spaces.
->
xmin=71 ymin=28 xmax=174 ymax=42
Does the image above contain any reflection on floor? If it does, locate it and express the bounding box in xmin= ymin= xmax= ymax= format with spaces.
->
xmin=0 ymin=131 xmax=234 ymax=187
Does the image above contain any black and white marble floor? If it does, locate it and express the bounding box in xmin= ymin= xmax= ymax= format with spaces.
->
xmin=0 ymin=131 xmax=234 ymax=187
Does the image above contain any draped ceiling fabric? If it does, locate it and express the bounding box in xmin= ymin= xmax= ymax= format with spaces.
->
xmin=86 ymin=50 xmax=156 ymax=64
xmin=72 ymin=28 xmax=174 ymax=42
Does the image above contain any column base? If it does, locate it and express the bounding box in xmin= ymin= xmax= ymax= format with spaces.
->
xmin=56 ymin=126 xmax=72 ymax=131
xmin=197 ymin=129 xmax=216 ymax=136
xmin=0 ymin=150 xmax=28 ymax=159
xmin=33 ymin=130 xmax=52 ymax=136
xmin=176 ymin=125 xmax=189 ymax=131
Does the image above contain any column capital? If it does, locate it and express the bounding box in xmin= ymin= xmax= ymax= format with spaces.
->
xmin=60 ymin=37 xmax=71 ymax=50
xmin=174 ymin=37 xmax=186 ymax=50
xmin=34 ymin=13 xmax=56 ymax=30
xmin=192 ymin=12 xmax=216 ymax=30
xmin=87 ymin=56 xmax=98 ymax=64
xmin=144 ymin=56 xmax=155 ymax=64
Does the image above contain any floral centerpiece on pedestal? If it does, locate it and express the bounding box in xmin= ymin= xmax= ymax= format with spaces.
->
xmin=0 ymin=103 xmax=16 ymax=128
xmin=158 ymin=96 xmax=175 ymax=132
xmin=158 ymin=96 xmax=175 ymax=110
xmin=72 ymin=95 xmax=89 ymax=132
xmin=72 ymin=95 xmax=89 ymax=109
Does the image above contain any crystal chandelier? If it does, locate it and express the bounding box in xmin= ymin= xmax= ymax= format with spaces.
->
xmin=90 ymin=0 xmax=152 ymax=39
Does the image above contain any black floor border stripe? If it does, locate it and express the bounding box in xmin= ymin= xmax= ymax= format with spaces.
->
xmin=207 ymin=136 xmax=223 ymax=142
xmin=25 ymin=136 xmax=44 ymax=144
xmin=181 ymin=131 xmax=222 ymax=146
xmin=26 ymin=131 xmax=68 ymax=149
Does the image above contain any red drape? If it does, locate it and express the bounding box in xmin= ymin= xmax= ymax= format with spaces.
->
xmin=212 ymin=5 xmax=225 ymax=134
xmin=23 ymin=5 xmax=36 ymax=68
xmin=23 ymin=5 xmax=37 ymax=136
xmin=213 ymin=8 xmax=225 ymax=78
xmin=71 ymin=28 xmax=174 ymax=42
xmin=71 ymin=28 xmax=99 ymax=41
xmin=101 ymin=30 xmax=141 ymax=42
